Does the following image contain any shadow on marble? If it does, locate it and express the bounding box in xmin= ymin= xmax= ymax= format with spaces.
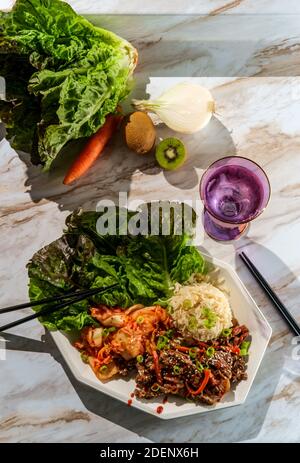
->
xmin=15 ymin=114 xmax=236 ymax=212
xmin=157 ymin=115 xmax=237 ymax=190
xmin=234 ymin=237 xmax=300 ymax=325
xmin=88 ymin=15 xmax=300 ymax=78
xmin=0 ymin=332 xmax=51 ymax=354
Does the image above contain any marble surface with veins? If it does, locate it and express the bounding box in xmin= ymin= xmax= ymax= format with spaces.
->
xmin=0 ymin=1 xmax=300 ymax=443
xmin=3 ymin=0 xmax=300 ymax=14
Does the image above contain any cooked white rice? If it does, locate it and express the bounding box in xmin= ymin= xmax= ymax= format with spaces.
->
xmin=169 ymin=280 xmax=232 ymax=342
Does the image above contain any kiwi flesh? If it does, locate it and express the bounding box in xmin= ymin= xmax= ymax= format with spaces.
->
xmin=155 ymin=137 xmax=186 ymax=170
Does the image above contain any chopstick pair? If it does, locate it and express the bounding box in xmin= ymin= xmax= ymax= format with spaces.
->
xmin=0 ymin=284 xmax=118 ymax=333
xmin=239 ymin=251 xmax=300 ymax=337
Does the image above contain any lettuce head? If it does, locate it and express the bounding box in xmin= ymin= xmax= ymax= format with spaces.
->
xmin=0 ymin=0 xmax=137 ymax=169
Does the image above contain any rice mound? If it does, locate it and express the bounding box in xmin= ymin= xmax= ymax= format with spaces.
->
xmin=170 ymin=281 xmax=232 ymax=341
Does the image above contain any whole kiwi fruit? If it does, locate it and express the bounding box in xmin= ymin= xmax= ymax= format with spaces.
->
xmin=123 ymin=111 xmax=156 ymax=154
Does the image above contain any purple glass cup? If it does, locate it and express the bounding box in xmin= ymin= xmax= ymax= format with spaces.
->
xmin=200 ymin=156 xmax=271 ymax=241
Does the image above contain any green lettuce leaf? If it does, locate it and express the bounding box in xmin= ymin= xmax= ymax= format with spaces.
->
xmin=0 ymin=49 xmax=41 ymax=154
xmin=1 ymin=0 xmax=136 ymax=169
xmin=27 ymin=205 xmax=207 ymax=331
xmin=27 ymin=234 xmax=95 ymax=330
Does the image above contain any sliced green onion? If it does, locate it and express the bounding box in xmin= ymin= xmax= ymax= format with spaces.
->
xmin=239 ymin=341 xmax=251 ymax=356
xmin=103 ymin=326 xmax=116 ymax=337
xmin=221 ymin=328 xmax=232 ymax=337
xmin=196 ymin=360 xmax=204 ymax=372
xmin=166 ymin=305 xmax=174 ymax=315
xmin=136 ymin=316 xmax=144 ymax=324
xmin=206 ymin=346 xmax=215 ymax=358
xmin=166 ymin=329 xmax=174 ymax=339
xmin=202 ymin=306 xmax=217 ymax=329
xmin=80 ymin=352 xmax=89 ymax=364
xmin=202 ymin=307 xmax=212 ymax=317
xmin=136 ymin=355 xmax=144 ymax=363
xmin=203 ymin=318 xmax=216 ymax=329
xmin=188 ymin=315 xmax=198 ymax=330
xmin=173 ymin=365 xmax=181 ymax=375
xmin=183 ymin=299 xmax=192 ymax=309
xmin=189 ymin=347 xmax=198 ymax=359
xmin=151 ymin=383 xmax=160 ymax=392
xmin=157 ymin=335 xmax=169 ymax=350
xmin=99 ymin=365 xmax=108 ymax=373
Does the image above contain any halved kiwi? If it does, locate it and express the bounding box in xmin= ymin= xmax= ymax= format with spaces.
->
xmin=155 ymin=137 xmax=186 ymax=170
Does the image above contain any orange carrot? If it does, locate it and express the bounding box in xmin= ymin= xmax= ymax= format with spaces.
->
xmin=186 ymin=369 xmax=211 ymax=396
xmin=174 ymin=345 xmax=190 ymax=353
xmin=152 ymin=349 xmax=162 ymax=384
xmin=63 ymin=114 xmax=121 ymax=185
xmin=226 ymin=345 xmax=240 ymax=355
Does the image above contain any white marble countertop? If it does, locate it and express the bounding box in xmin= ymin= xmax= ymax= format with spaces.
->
xmin=0 ymin=1 xmax=300 ymax=443
xmin=3 ymin=0 xmax=300 ymax=14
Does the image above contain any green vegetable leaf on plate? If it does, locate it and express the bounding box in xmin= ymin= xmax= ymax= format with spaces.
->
xmin=27 ymin=204 xmax=207 ymax=331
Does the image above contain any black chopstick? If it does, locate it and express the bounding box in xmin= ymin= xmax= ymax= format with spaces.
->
xmin=239 ymin=251 xmax=300 ymax=336
xmin=0 ymin=284 xmax=117 ymax=333
xmin=0 ymin=286 xmax=113 ymax=314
